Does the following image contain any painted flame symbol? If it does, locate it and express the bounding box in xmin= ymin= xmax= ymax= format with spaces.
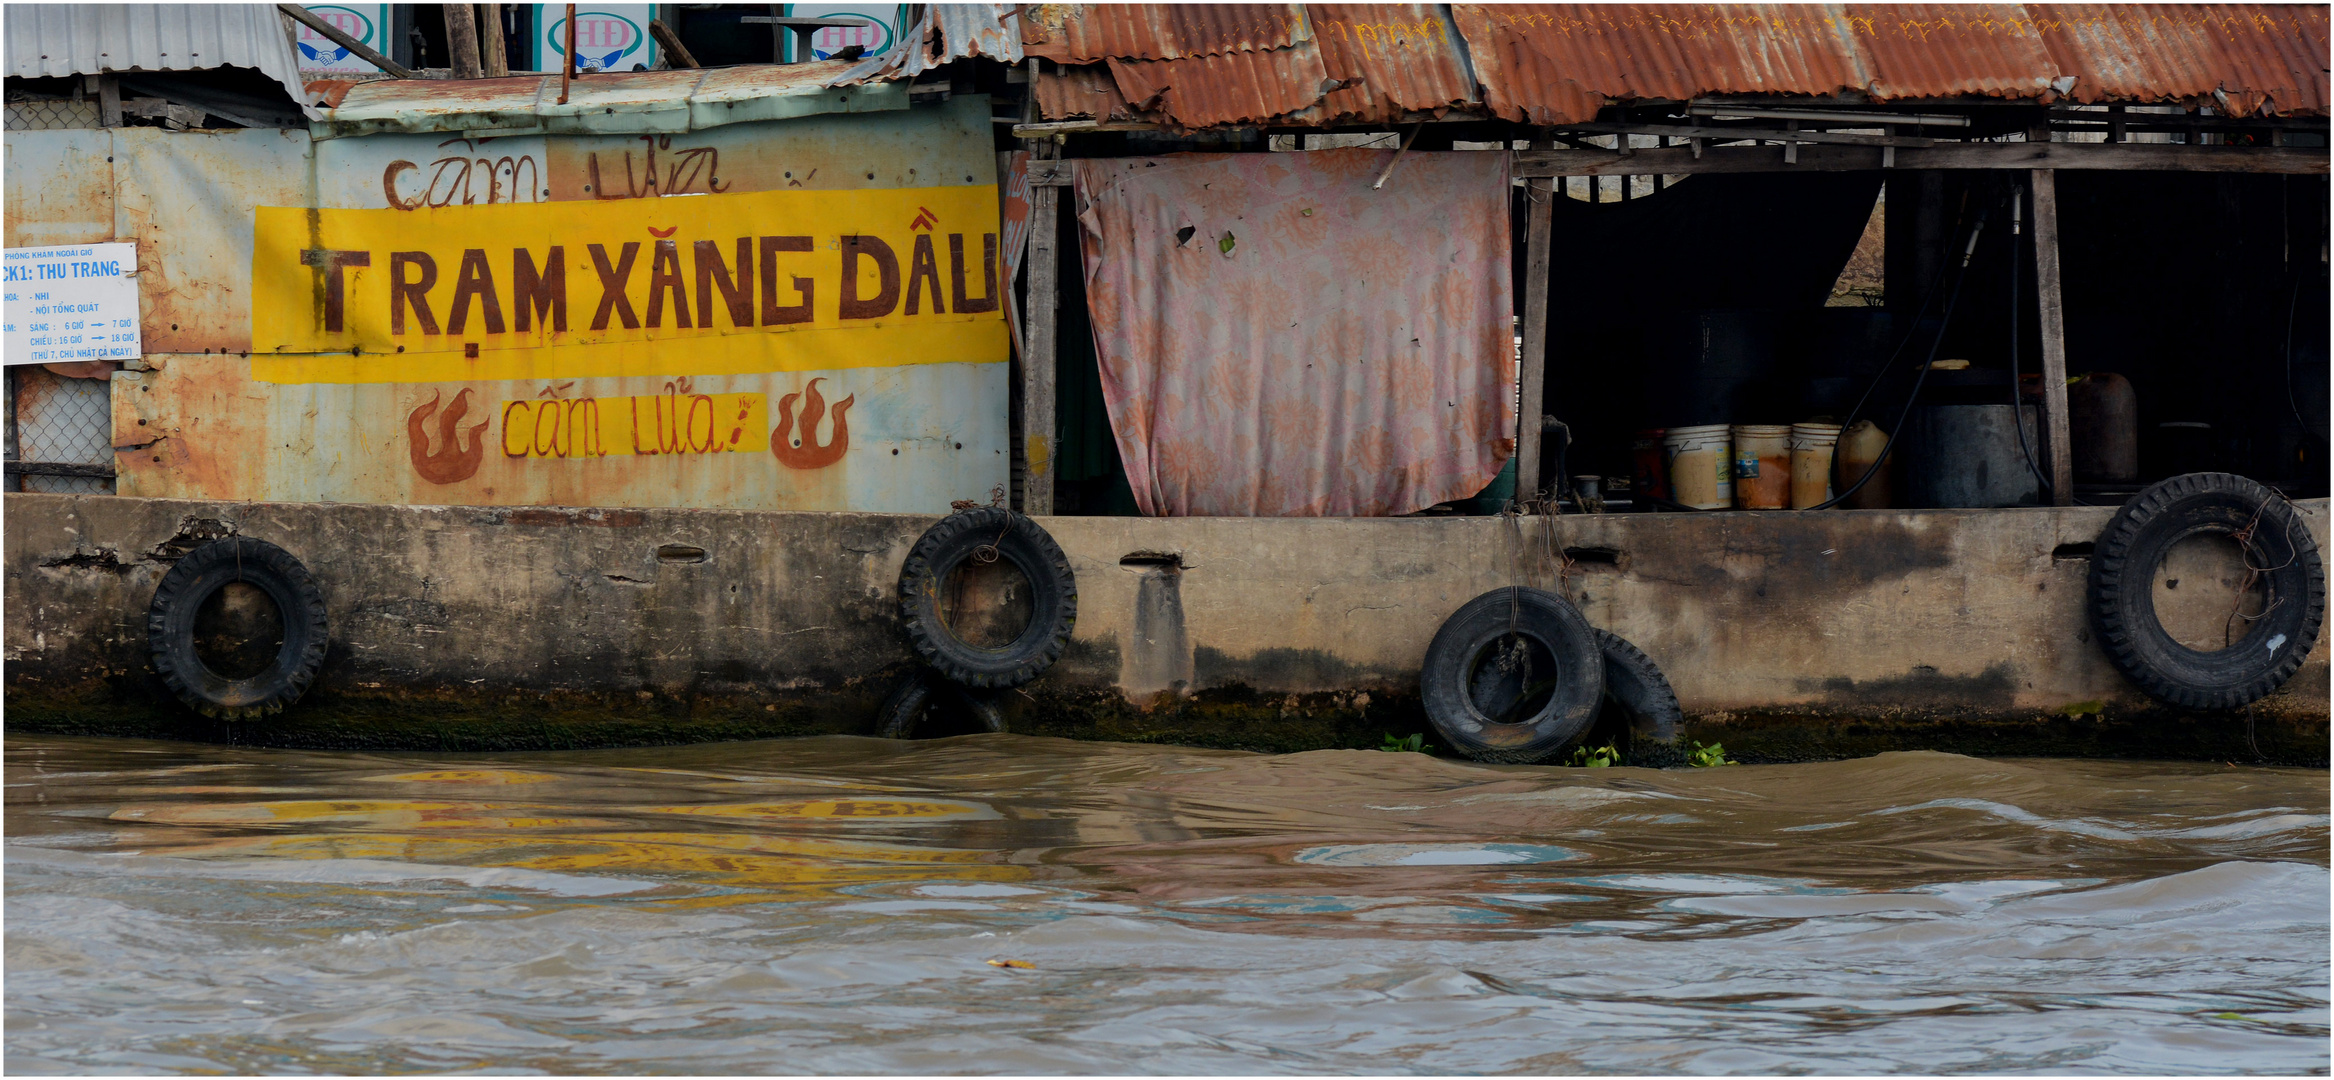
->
xmin=770 ymin=378 xmax=854 ymax=470
xmin=407 ymin=387 xmax=489 ymax=484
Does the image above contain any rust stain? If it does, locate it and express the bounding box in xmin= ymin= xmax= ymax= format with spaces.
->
xmin=771 ymin=378 xmax=854 ymax=470
xmin=408 ymin=387 xmax=489 ymax=485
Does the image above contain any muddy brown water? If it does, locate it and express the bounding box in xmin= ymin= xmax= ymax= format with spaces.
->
xmin=6 ymin=734 xmax=2327 ymax=1074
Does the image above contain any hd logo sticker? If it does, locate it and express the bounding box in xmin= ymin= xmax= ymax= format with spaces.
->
xmin=538 ymin=5 xmax=658 ymax=72
xmin=292 ymin=5 xmax=393 ymax=76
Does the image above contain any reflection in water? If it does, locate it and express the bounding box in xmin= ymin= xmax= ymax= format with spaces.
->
xmin=6 ymin=735 xmax=2327 ymax=1073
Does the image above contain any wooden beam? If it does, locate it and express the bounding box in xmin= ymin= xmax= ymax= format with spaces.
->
xmin=1023 ymin=182 xmax=1060 ymax=515
xmin=276 ymin=4 xmax=415 ymax=78
xmin=648 ymin=18 xmax=699 ymax=68
xmin=1513 ymin=141 xmax=2329 ymax=177
xmin=479 ymin=4 xmax=509 ymax=76
xmin=5 ymin=461 xmax=116 ymax=479
xmin=2029 ymin=169 xmax=2075 ymax=506
xmin=444 ymin=1 xmax=483 ymax=79
xmin=1562 ymin=121 xmax=1938 ymax=148
xmin=1515 ymin=165 xmax=1555 ymax=511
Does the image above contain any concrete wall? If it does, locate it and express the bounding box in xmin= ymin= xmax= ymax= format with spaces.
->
xmin=5 ymin=493 xmax=2325 ymax=761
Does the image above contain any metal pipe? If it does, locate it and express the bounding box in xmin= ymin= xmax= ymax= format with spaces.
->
xmin=558 ymin=3 xmax=576 ymax=105
xmin=275 ymin=4 xmax=414 ymax=78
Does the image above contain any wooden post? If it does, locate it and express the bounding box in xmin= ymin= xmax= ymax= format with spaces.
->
xmin=1514 ymin=133 xmax=1556 ymax=510
xmin=444 ymin=1 xmax=483 ymax=78
xmin=1023 ymin=179 xmax=1060 ymax=515
xmin=2029 ymin=169 xmax=2075 ymax=505
xmin=96 ymin=74 xmax=121 ymax=127
xmin=478 ymin=4 xmax=508 ymax=76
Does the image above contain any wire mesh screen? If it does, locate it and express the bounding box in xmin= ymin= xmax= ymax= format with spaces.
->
xmin=9 ymin=367 xmax=116 ymax=494
xmin=3 ymin=100 xmax=101 ymax=130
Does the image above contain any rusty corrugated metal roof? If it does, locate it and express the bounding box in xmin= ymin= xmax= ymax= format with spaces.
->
xmin=313 ymin=61 xmax=906 ymax=139
xmin=1461 ymin=4 xmax=2330 ymax=122
xmin=2031 ymin=4 xmax=2330 ymax=116
xmin=1034 ymin=62 xmax=1137 ymax=120
xmin=1026 ymin=3 xmax=2330 ymax=129
xmin=1023 ymin=3 xmax=1315 ymax=62
xmin=1304 ymin=4 xmax=1479 ymax=122
xmin=1105 ymin=42 xmax=1333 ymax=124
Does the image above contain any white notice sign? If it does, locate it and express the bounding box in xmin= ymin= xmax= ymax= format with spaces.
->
xmin=4 ymin=243 xmax=142 ymax=365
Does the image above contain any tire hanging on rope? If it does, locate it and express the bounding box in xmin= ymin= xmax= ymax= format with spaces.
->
xmin=897 ymin=507 xmax=1077 ymax=689
xmin=2089 ymin=472 xmax=2326 ymax=711
xmin=1419 ymin=587 xmax=1605 ymax=764
xmin=147 ymin=537 xmax=330 ymax=720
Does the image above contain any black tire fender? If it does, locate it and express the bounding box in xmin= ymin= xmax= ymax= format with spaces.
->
xmin=898 ymin=508 xmax=1077 ymax=689
xmin=2089 ymin=472 xmax=2327 ymax=711
xmin=876 ymin=671 xmax=1008 ymax=739
xmin=147 ymin=537 xmax=330 ymax=720
xmin=1593 ymin=629 xmax=1687 ymax=766
xmin=1420 ymin=587 xmax=1605 ymax=764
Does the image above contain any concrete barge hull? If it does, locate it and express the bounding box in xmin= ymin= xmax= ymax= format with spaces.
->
xmin=4 ymin=493 xmax=2325 ymax=762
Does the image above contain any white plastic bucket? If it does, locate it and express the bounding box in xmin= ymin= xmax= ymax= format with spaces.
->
xmin=1788 ymin=422 xmax=1843 ymax=509
xmin=1731 ymin=424 xmax=1792 ymax=509
xmin=1663 ymin=424 xmax=1732 ymax=509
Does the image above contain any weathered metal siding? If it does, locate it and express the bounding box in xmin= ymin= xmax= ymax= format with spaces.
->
xmin=111 ymin=128 xmax=311 ymax=356
xmin=114 ymin=358 xmax=1010 ymax=514
xmin=3 ymin=2 xmax=311 ymax=108
xmin=312 ymin=62 xmax=907 ymax=140
xmin=10 ymin=97 xmax=1012 ymax=513
xmin=3 ymin=129 xmax=116 ymax=248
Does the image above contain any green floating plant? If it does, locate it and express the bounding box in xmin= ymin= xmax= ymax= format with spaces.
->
xmin=1567 ymin=743 xmax=1619 ymax=768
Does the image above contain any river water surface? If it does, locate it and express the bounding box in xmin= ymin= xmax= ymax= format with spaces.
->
xmin=6 ymin=734 xmax=2327 ymax=1074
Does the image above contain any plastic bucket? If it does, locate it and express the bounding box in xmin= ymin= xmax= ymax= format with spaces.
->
xmin=1731 ymin=425 xmax=1792 ymax=509
xmin=1788 ymin=422 xmax=1842 ymax=509
xmin=1663 ymin=424 xmax=1732 ymax=510
xmin=1630 ymin=429 xmax=1670 ymax=503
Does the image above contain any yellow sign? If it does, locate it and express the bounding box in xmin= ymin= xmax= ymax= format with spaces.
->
xmin=250 ymin=184 xmax=1008 ymax=384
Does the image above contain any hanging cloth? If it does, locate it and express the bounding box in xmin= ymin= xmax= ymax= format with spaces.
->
xmin=1073 ymin=148 xmax=1515 ymax=517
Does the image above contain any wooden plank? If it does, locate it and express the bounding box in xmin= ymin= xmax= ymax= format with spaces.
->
xmin=4 ymin=462 xmax=116 ymax=479
xmin=2029 ymin=169 xmax=2076 ymax=506
xmin=1513 ymin=141 xmax=2329 ymax=177
xmin=444 ymin=1 xmax=483 ymax=79
xmin=479 ymin=4 xmax=510 ymax=77
xmin=1515 ymin=173 xmax=1554 ymax=511
xmin=1023 ymin=182 xmax=1060 ymax=515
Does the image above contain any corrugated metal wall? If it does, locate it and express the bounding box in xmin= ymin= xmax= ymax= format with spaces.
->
xmin=4 ymin=98 xmax=1014 ymax=513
